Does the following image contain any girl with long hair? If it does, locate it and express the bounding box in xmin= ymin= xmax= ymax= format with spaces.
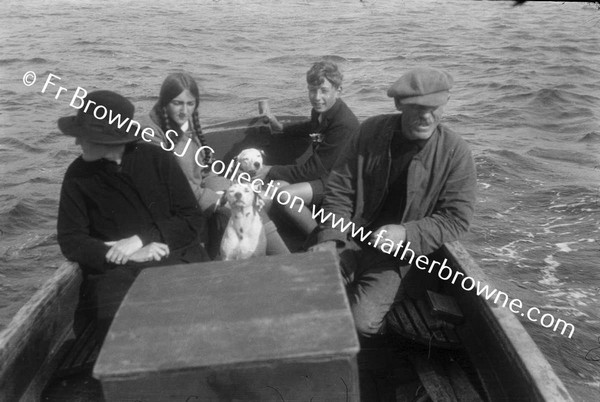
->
xmin=146 ymin=72 xmax=289 ymax=258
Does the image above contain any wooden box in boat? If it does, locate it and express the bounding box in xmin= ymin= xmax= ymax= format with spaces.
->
xmin=92 ymin=251 xmax=360 ymax=402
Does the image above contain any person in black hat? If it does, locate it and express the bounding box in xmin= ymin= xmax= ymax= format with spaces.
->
xmin=57 ymin=90 xmax=208 ymax=340
xmin=310 ymin=68 xmax=477 ymax=338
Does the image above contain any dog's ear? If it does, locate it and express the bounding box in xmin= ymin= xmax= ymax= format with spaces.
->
xmin=253 ymin=192 xmax=265 ymax=212
xmin=259 ymin=149 xmax=266 ymax=158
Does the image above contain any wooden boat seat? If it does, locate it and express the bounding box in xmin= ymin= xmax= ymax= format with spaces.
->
xmin=51 ymin=319 xmax=102 ymax=379
xmin=388 ymin=290 xmax=465 ymax=350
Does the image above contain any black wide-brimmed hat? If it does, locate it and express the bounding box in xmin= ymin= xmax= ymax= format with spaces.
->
xmin=58 ymin=90 xmax=139 ymax=144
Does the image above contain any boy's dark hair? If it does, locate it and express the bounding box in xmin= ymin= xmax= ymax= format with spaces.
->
xmin=306 ymin=61 xmax=343 ymax=89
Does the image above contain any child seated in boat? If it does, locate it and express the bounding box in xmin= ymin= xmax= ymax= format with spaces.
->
xmin=143 ymin=72 xmax=228 ymax=212
xmin=56 ymin=90 xmax=209 ymax=341
xmin=255 ymin=61 xmax=360 ymax=236
xmin=143 ymin=72 xmax=289 ymax=258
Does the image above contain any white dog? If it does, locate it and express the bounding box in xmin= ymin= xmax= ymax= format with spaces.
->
xmin=236 ymin=148 xmax=264 ymax=177
xmin=219 ymin=183 xmax=267 ymax=261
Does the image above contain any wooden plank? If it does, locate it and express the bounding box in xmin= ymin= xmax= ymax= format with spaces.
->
xmin=415 ymin=298 xmax=462 ymax=348
xmin=395 ymin=299 xmax=462 ymax=350
xmin=390 ymin=303 xmax=419 ymax=339
xmin=415 ymin=299 xmax=447 ymax=344
xmin=55 ymin=321 xmax=96 ymax=373
xmin=443 ymin=241 xmax=573 ymax=401
xmin=0 ymin=262 xmax=81 ymax=401
xmin=404 ymin=299 xmax=431 ymax=340
xmin=411 ymin=353 xmax=458 ymax=402
xmin=445 ymin=360 xmax=484 ymax=402
xmin=54 ymin=322 xmax=101 ymax=378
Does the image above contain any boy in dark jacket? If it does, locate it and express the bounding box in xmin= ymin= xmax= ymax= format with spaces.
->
xmin=257 ymin=61 xmax=360 ymax=236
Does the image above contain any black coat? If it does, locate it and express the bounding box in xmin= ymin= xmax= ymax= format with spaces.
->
xmin=57 ymin=142 xmax=207 ymax=276
xmin=267 ymin=98 xmax=359 ymax=186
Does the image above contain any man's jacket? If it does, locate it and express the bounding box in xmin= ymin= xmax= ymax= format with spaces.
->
xmin=317 ymin=113 xmax=477 ymax=257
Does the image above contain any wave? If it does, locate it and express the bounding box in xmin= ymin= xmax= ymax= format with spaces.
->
xmin=381 ymin=55 xmax=406 ymax=61
xmin=487 ymin=82 xmax=531 ymax=92
xmin=320 ymin=55 xmax=348 ymax=63
xmin=536 ymin=44 xmax=600 ymax=56
xmin=500 ymin=45 xmax=528 ymax=53
xmin=29 ymin=177 xmax=54 ymax=184
xmin=0 ymin=138 xmax=45 ymax=154
xmin=355 ymin=87 xmax=382 ymax=95
xmin=0 ymin=200 xmax=40 ymax=234
xmin=544 ymin=64 xmax=600 ymax=77
xmin=578 ymin=131 xmax=600 ymax=143
xmin=527 ymin=147 xmax=597 ymax=166
xmin=443 ymin=113 xmax=472 ymax=125
xmin=529 ymin=88 xmax=574 ymax=105
xmin=0 ymin=89 xmax=17 ymax=97
xmin=487 ymin=149 xmax=544 ymax=171
xmin=85 ymin=48 xmax=117 ymax=56
xmin=0 ymin=57 xmax=49 ymax=65
xmin=50 ymin=149 xmax=79 ymax=160
xmin=73 ymin=40 xmax=100 ymax=46
xmin=197 ymin=63 xmax=228 ymax=70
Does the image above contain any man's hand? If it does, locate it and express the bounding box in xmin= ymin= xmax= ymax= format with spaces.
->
xmin=308 ymin=240 xmax=337 ymax=255
xmin=128 ymin=242 xmax=170 ymax=263
xmin=254 ymin=164 xmax=272 ymax=181
xmin=369 ymin=224 xmax=406 ymax=252
xmin=105 ymin=235 xmax=143 ymax=264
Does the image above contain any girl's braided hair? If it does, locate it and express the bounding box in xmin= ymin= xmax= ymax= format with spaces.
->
xmin=157 ymin=72 xmax=212 ymax=165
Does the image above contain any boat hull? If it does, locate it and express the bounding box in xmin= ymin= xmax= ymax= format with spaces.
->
xmin=0 ymin=115 xmax=574 ymax=401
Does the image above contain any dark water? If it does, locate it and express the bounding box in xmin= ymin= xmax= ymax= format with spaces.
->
xmin=1 ymin=0 xmax=599 ymax=399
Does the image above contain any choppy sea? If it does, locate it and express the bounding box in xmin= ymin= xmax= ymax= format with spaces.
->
xmin=1 ymin=0 xmax=599 ymax=399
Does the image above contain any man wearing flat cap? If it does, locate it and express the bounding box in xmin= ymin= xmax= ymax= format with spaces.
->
xmin=57 ymin=90 xmax=208 ymax=341
xmin=311 ymin=68 xmax=476 ymax=337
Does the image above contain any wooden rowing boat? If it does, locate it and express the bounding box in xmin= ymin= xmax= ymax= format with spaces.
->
xmin=0 ymin=115 xmax=573 ymax=401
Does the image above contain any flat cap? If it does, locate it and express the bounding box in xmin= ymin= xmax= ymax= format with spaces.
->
xmin=387 ymin=67 xmax=454 ymax=107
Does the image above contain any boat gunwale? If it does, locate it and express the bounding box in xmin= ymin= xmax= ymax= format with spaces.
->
xmin=444 ymin=241 xmax=573 ymax=402
xmin=0 ymin=261 xmax=81 ymax=401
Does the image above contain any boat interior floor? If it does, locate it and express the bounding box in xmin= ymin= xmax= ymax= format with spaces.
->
xmin=41 ymin=334 xmax=485 ymax=402
xmin=42 ymin=370 xmax=103 ymax=402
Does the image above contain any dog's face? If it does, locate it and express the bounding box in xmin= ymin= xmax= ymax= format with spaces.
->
xmin=236 ymin=148 xmax=264 ymax=176
xmin=223 ymin=183 xmax=264 ymax=212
